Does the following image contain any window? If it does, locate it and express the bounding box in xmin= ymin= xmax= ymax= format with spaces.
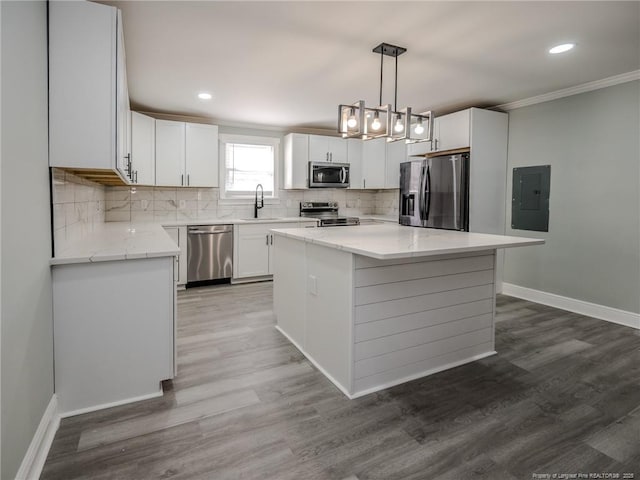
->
xmin=219 ymin=134 xmax=279 ymax=200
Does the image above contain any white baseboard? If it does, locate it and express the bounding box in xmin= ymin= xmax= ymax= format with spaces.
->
xmin=502 ymin=283 xmax=640 ymax=330
xmin=59 ymin=387 xmax=164 ymax=419
xmin=274 ymin=325 xmax=353 ymax=399
xmin=15 ymin=394 xmax=60 ymax=480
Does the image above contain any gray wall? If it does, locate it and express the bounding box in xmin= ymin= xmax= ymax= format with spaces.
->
xmin=504 ymin=80 xmax=640 ymax=314
xmin=1 ymin=2 xmax=54 ymax=478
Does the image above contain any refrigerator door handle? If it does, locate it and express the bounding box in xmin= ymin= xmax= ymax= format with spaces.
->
xmin=425 ymin=165 xmax=432 ymax=221
xmin=451 ymin=156 xmax=458 ymax=229
xmin=418 ymin=165 xmax=426 ymax=221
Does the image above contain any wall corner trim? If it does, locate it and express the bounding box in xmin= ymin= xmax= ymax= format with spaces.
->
xmin=15 ymin=394 xmax=60 ymax=480
xmin=502 ymin=283 xmax=640 ymax=330
xmin=495 ymin=70 xmax=640 ymax=111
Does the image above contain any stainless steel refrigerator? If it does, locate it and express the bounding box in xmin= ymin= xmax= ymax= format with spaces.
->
xmin=399 ymin=153 xmax=470 ymax=231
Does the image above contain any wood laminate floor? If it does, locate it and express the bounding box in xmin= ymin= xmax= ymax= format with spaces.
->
xmin=42 ymin=282 xmax=640 ymax=480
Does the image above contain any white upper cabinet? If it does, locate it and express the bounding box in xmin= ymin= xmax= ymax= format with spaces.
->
xmin=116 ymin=12 xmax=130 ymax=179
xmin=155 ymin=120 xmax=218 ymax=187
xmin=407 ymin=109 xmax=471 ymax=156
xmin=130 ymin=112 xmax=155 ymax=185
xmin=346 ymin=139 xmax=363 ymax=189
xmin=308 ymin=135 xmax=347 ymax=163
xmin=49 ymin=1 xmax=131 ymax=182
xmin=385 ymin=140 xmax=407 ymax=189
xmin=185 ymin=123 xmax=219 ymax=187
xmin=285 ymin=133 xmax=404 ymax=190
xmin=432 ymin=109 xmax=471 ymax=153
xmin=327 ymin=137 xmax=348 ymax=163
xmin=284 ymin=133 xmax=309 ymax=189
xmin=155 ymin=120 xmax=186 ymax=186
xmin=361 ymin=138 xmax=387 ymax=189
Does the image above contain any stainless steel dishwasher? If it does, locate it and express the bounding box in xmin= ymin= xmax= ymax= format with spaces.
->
xmin=187 ymin=225 xmax=233 ymax=284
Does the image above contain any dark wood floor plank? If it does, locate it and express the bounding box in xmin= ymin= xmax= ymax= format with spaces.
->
xmin=41 ymin=285 xmax=640 ymax=479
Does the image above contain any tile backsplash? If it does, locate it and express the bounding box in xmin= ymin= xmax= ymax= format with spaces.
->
xmin=105 ymin=187 xmax=399 ymax=222
xmin=51 ymin=168 xmax=106 ymax=249
xmin=51 ymin=170 xmax=399 ymax=247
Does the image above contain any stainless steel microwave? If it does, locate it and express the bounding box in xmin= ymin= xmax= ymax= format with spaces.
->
xmin=308 ymin=162 xmax=350 ymax=188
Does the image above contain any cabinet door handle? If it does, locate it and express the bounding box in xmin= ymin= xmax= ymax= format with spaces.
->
xmin=266 ymin=234 xmax=269 ymax=245
xmin=134 ymin=170 xmax=138 ymax=183
xmin=330 ymin=152 xmax=333 ymax=162
xmin=181 ymin=174 xmax=184 ymax=186
xmin=270 ymin=234 xmax=273 ymax=245
xmin=187 ymin=174 xmax=190 ymax=186
xmin=364 ymin=179 xmax=366 ymax=189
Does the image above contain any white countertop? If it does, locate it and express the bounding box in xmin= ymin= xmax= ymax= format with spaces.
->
xmin=51 ymin=217 xmax=314 ymax=265
xmin=51 ymin=223 xmax=181 ymax=265
xmin=272 ymin=224 xmax=545 ymax=260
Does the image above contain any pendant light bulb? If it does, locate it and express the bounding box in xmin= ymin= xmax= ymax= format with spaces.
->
xmin=394 ymin=115 xmax=404 ymax=133
xmin=414 ymin=119 xmax=424 ymax=135
xmin=371 ymin=112 xmax=381 ymax=131
xmin=347 ymin=108 xmax=358 ymax=128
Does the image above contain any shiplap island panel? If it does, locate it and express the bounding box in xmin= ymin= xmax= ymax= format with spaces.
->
xmin=272 ymin=224 xmax=543 ymax=398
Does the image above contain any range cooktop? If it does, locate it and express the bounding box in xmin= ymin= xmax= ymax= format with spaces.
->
xmin=299 ymin=202 xmax=360 ymax=227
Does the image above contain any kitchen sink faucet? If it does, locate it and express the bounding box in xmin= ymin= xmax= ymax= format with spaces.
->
xmin=254 ymin=184 xmax=264 ymax=218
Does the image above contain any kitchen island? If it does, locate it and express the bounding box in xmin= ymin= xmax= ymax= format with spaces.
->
xmin=272 ymin=224 xmax=544 ymax=398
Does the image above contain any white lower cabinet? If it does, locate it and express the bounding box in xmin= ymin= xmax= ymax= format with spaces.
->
xmin=235 ymin=224 xmax=272 ymax=278
xmin=234 ymin=221 xmax=317 ymax=279
xmin=52 ymin=256 xmax=175 ymax=415
xmin=163 ymin=226 xmax=187 ymax=285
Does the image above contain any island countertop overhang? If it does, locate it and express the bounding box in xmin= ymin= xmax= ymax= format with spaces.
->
xmin=271 ymin=224 xmax=544 ymax=260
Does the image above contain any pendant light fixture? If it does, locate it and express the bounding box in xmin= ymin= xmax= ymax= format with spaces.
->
xmin=338 ymin=42 xmax=433 ymax=144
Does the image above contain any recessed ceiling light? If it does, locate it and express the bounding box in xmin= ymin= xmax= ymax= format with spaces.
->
xmin=549 ymin=43 xmax=575 ymax=54
xmin=197 ymin=92 xmax=212 ymax=100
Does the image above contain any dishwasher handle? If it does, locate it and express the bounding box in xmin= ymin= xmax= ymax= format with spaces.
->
xmin=188 ymin=225 xmax=233 ymax=235
xmin=189 ymin=230 xmax=228 ymax=235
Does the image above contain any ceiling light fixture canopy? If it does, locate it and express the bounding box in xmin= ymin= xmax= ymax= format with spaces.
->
xmin=338 ymin=42 xmax=432 ymax=144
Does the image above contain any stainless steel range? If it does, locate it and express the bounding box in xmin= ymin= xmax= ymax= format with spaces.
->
xmin=300 ymin=202 xmax=360 ymax=227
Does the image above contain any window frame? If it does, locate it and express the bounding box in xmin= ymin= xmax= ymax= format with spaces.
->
xmin=218 ymin=134 xmax=280 ymax=204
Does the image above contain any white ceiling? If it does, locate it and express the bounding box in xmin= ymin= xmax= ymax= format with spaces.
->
xmin=99 ymin=1 xmax=640 ymax=131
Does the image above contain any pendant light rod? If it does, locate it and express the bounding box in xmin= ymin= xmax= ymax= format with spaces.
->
xmin=395 ymin=54 xmax=398 ymax=112
xmin=379 ymin=50 xmax=383 ymax=106
xmin=372 ymin=43 xmax=406 ymax=111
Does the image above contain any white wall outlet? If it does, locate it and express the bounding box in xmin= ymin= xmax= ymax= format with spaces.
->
xmin=308 ymin=275 xmax=317 ymax=295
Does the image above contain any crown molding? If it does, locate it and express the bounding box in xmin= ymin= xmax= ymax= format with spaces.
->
xmin=494 ymin=70 xmax=640 ymax=111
